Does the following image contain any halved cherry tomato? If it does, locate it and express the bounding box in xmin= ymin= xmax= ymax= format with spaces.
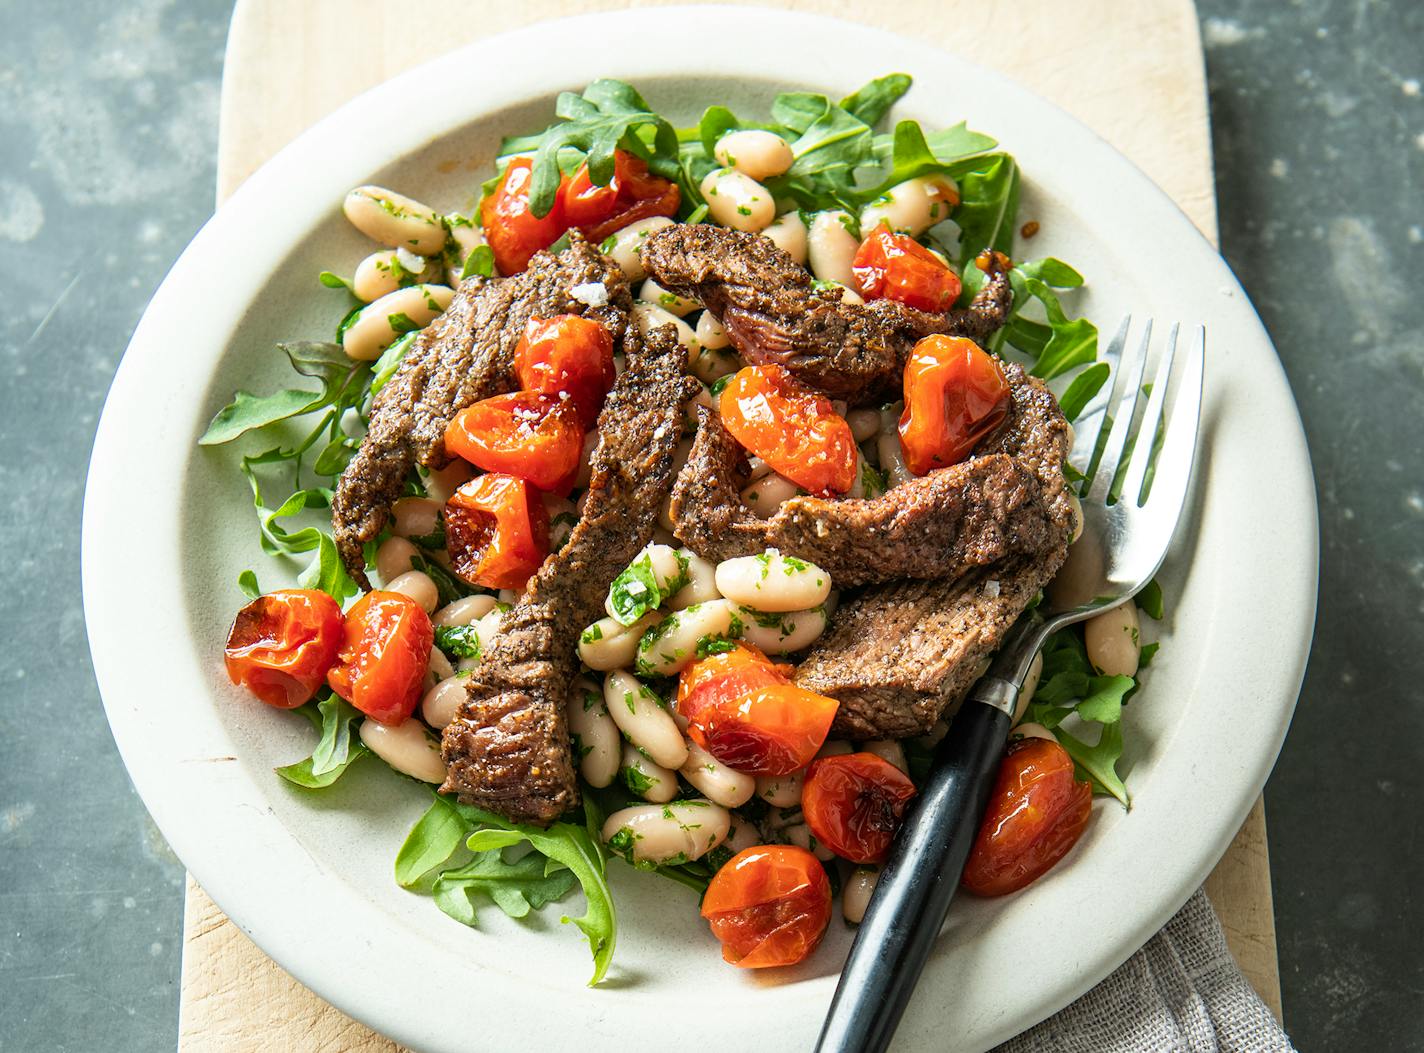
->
xmin=677 ymin=644 xmax=836 ymax=776
xmin=444 ymin=391 xmax=583 ymax=495
xmin=898 ymin=334 xmax=1011 ymax=476
xmin=851 ymin=222 xmax=963 ymax=313
xmin=224 ymin=589 xmax=344 ymax=708
xmin=444 ymin=473 xmax=550 ymax=591
xmin=718 ymin=364 xmax=857 ymax=495
xmin=563 ymin=150 xmax=680 ymax=243
xmin=802 ymin=752 xmax=918 ymax=864
xmin=325 ymin=591 xmax=433 ymax=725
xmin=480 ymin=157 xmax=568 ymax=275
xmin=701 ymin=845 xmax=832 ymax=968
xmin=514 ymin=315 xmax=616 ymax=429
xmin=962 ymin=737 xmax=1093 ymax=897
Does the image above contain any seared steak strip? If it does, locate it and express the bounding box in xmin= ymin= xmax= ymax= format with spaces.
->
xmin=440 ymin=326 xmax=696 ymax=824
xmin=331 ymin=233 xmax=629 ymax=586
xmin=669 ymin=407 xmax=1056 ymax=586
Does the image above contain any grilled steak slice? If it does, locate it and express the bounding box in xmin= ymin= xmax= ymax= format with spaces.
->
xmin=440 ymin=325 xmax=696 ymax=824
xmin=795 ymin=363 xmax=1074 ymax=736
xmin=331 ymin=233 xmax=629 ymax=586
xmin=669 ymin=407 xmax=1056 ymax=586
xmin=640 ymin=224 xmax=1012 ymax=401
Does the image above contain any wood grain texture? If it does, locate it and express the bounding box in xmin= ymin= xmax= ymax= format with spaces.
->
xmin=184 ymin=0 xmax=1278 ymax=1047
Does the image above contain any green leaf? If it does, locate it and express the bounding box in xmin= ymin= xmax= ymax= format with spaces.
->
xmin=434 ymin=848 xmax=577 ymax=924
xmin=434 ymin=624 xmax=482 ymax=661
xmin=200 ymin=342 xmax=368 ymax=445
xmin=460 ymin=244 xmax=496 ymax=281
xmin=1058 ymin=362 xmax=1111 ymax=421
xmin=1022 ymin=277 xmax=1099 ymax=380
xmin=784 ymin=100 xmax=873 ymax=186
xmin=1136 ymin=578 xmax=1164 ymax=620
xmin=839 ymin=73 xmax=913 ymax=126
xmin=606 ymin=549 xmax=683 ymax=625
xmin=1015 ymin=257 xmax=1084 ymax=288
xmin=1055 ymin=722 xmax=1130 ymax=806
xmin=297 ymin=531 xmax=359 ymax=605
xmin=370 ymin=331 xmax=417 ymax=398
xmin=1002 ymin=317 xmax=1051 ymax=357
xmin=410 ymin=553 xmax=476 ymax=608
xmin=318 ymin=270 xmax=355 ymax=292
xmin=395 ymin=795 xmax=470 ymax=888
xmin=237 ymin=569 xmax=261 ymax=599
xmin=1076 ymin=675 xmax=1136 ymax=724
xmin=857 ymin=120 xmax=996 ymax=205
xmin=275 ymin=694 xmax=369 ymax=788
xmin=955 ymin=154 xmax=1020 ymax=262
xmin=770 ymin=92 xmax=831 ymax=134
xmin=697 ymin=104 xmax=742 ymax=156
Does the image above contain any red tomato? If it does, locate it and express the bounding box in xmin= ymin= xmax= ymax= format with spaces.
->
xmin=480 ymin=157 xmax=568 ymax=275
xmin=701 ymin=845 xmax=832 ymax=968
xmin=962 ymin=737 xmax=1093 ymax=897
xmin=514 ymin=315 xmax=616 ymax=429
xmin=718 ymin=364 xmax=857 ymax=495
xmin=563 ymin=150 xmax=680 ymax=243
xmin=802 ymin=753 xmax=918 ymax=864
xmin=898 ymin=335 xmax=1011 ymax=476
xmin=851 ymin=222 xmax=963 ymax=313
xmin=444 ymin=473 xmax=550 ymax=591
xmin=224 ymin=589 xmax=344 ymax=708
xmin=325 ymin=591 xmax=433 ymax=725
xmin=444 ymin=391 xmax=583 ymax=495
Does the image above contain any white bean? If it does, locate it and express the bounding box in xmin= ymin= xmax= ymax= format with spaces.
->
xmin=577 ymin=611 xmax=660 ymax=671
xmin=604 ymin=543 xmax=689 ymax=624
xmin=716 ymin=550 xmax=831 ymax=612
xmin=1011 ymin=722 xmax=1056 ymax=743
xmin=427 ymin=646 xmax=455 ymax=684
xmin=604 ymin=216 xmax=675 ymax=281
xmin=638 ymin=278 xmax=698 ymax=317
xmin=846 ymin=408 xmax=880 ymax=443
xmin=342 ymin=186 xmax=446 ymax=256
xmin=631 ymin=301 xmax=699 ymax=366
xmin=877 ymin=431 xmax=912 ymax=488
xmin=714 ymin=129 xmax=794 ymax=181
xmin=808 ymin=211 xmax=860 ymax=286
xmin=375 ymin=536 xmax=418 ymax=583
xmin=604 ymin=671 xmax=688 ymax=769
xmin=689 ymin=342 xmax=740 ymax=385
xmin=695 ymin=311 xmax=730 ymax=350
xmin=342 ymin=284 xmax=453 ymax=361
xmin=818 ymin=739 xmax=853 ymax=759
xmin=617 ymin=741 xmax=679 ymax=803
xmin=1014 ymin=651 xmax=1045 ymax=725
xmin=761 ymin=211 xmax=808 ymax=264
xmin=635 ymin=599 xmax=740 ymax=676
xmin=756 ymin=770 xmax=803 ymax=808
xmin=843 ymin=866 xmax=881 ymax=924
xmin=735 ymin=604 xmax=829 ymax=655
xmin=421 ymin=675 xmax=467 ymax=730
xmin=1085 ymin=601 xmax=1141 ymax=677
xmin=443 ymin=217 xmax=488 ymax=285
xmin=423 ymin=459 xmax=474 ymax=505
xmin=859 ymin=175 xmax=959 ymax=237
xmin=741 ymin=472 xmax=801 ymax=519
xmin=784 ymin=822 xmax=836 ymax=862
xmin=700 ymin=168 xmax=776 ymax=233
xmin=574 ymin=431 xmax=598 ymax=490
xmin=683 ymin=384 xmax=716 ymax=433
xmin=352 ymin=250 xmax=439 ymax=302
xmin=667 ymin=549 xmax=719 ymax=610
xmin=433 ymin=594 xmax=497 ymax=628
xmin=863 ymin=739 xmax=908 ymax=774
xmin=680 ymin=740 xmax=756 ymax=808
xmin=602 ymin=800 xmax=731 ymax=865
xmin=384 ymin=570 xmax=438 ymax=614
xmin=567 ymin=676 xmax=620 ymax=788
xmin=360 ymin=718 xmax=446 ymax=783
xmin=724 ymin=815 xmax=761 ymax=856
xmin=542 ymin=493 xmax=578 ymax=552
xmin=391 ymin=496 xmax=442 ymax=539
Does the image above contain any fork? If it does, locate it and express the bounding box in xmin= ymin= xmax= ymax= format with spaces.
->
xmin=814 ymin=317 xmax=1205 ymax=1053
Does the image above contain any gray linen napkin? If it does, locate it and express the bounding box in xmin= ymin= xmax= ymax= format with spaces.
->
xmin=995 ymin=890 xmax=1296 ymax=1053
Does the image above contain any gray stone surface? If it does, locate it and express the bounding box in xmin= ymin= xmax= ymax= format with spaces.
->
xmin=0 ymin=1 xmax=1418 ymax=1050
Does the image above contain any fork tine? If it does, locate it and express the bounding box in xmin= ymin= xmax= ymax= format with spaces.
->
xmin=1140 ymin=326 xmax=1204 ymax=529
xmin=1070 ymin=315 xmax=1130 ymax=471
xmin=1121 ymin=323 xmax=1179 ymax=504
xmin=1086 ymin=318 xmax=1152 ymax=505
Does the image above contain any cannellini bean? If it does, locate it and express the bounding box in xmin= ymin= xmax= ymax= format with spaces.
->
xmin=716 ymin=550 xmax=831 ymax=612
xmin=784 ymin=822 xmax=836 ymax=862
xmin=818 ymin=281 xmax=864 ymax=305
xmin=391 ymin=496 xmax=442 ymax=539
xmin=567 ymin=676 xmax=620 ymax=788
xmin=574 ymin=431 xmax=598 ymax=490
xmin=756 ymin=771 xmax=803 ymax=808
xmin=763 ymin=806 xmax=804 ymax=833
xmin=423 ymin=459 xmax=474 ymax=504
xmin=761 ymin=211 xmax=808 ymax=264
xmin=604 ymin=671 xmax=688 ymax=769
xmin=360 ymin=718 xmax=446 ymax=783
xmin=683 ymin=384 xmax=716 ymax=432
xmin=1014 ymin=651 xmax=1045 ymax=725
xmin=740 ymin=470 xmax=800 ymax=518
xmin=343 ymin=283 xmax=453 ymax=361
xmin=577 ymin=611 xmax=660 ymax=671
xmin=617 ymin=741 xmax=679 ymax=803
xmin=605 ymin=216 xmax=675 ymax=281
xmin=843 ymin=866 xmax=881 ymax=924
xmin=433 ymin=594 xmax=498 ymax=628
xmin=352 ymin=249 xmax=439 ymax=302
xmin=386 ymin=570 xmax=438 ymax=614
xmin=859 ymin=175 xmax=959 ymax=237
xmin=689 ymin=342 xmax=740 ymax=385
xmin=714 ymin=129 xmax=794 ymax=181
xmin=1011 ymin=722 xmax=1056 ymax=742
xmin=375 ymin=536 xmax=418 ymax=583
xmin=808 ymin=211 xmax=859 ymax=286
xmin=1067 ymin=491 xmax=1084 ymax=543
xmin=632 ymin=301 xmax=699 ymax=365
xmin=877 ymin=431 xmax=912 ymax=489
xmin=667 ymin=549 xmax=719 ymax=610
xmin=846 ymin=408 xmax=880 ymax=443
xmin=818 ymin=739 xmax=853 ymax=759
xmin=680 ymin=740 xmax=756 ymax=808
xmin=343 ymin=186 xmax=446 ymax=256
xmin=427 ymin=645 xmax=455 ymax=681
xmin=605 ymin=543 xmax=688 ymax=624
xmin=443 ymin=217 xmax=488 ymax=285
xmin=863 ymin=739 xmax=908 ymax=774
xmin=638 ymin=278 xmax=698 ymax=316
xmin=543 ymin=493 xmax=578 ymax=552
xmin=735 ymin=604 xmax=829 ymax=655
xmin=421 ymin=675 xmax=467 ymax=730
xmin=695 ymin=311 xmax=730 ymax=350
xmin=635 ymin=599 xmax=740 ymax=677
xmin=724 ymin=815 xmax=761 ymax=855
xmin=700 ymin=168 xmax=776 ymax=233
xmin=602 ymin=799 xmax=731 ymax=864
xmin=1085 ymin=601 xmax=1141 ymax=677
xmin=745 ymin=456 xmax=775 ymax=482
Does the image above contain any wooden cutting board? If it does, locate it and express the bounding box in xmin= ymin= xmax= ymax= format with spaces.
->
xmin=182 ymin=1 xmax=1281 ymax=1047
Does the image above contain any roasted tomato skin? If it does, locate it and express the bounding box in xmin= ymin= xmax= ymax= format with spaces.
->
xmin=701 ymin=845 xmax=833 ymax=968
xmin=962 ymin=737 xmax=1093 ymax=897
xmin=851 ymin=222 xmax=963 ymax=313
xmin=325 ymin=591 xmax=433 ymax=725
xmin=224 ymin=589 xmax=344 ymax=708
xmin=480 ymin=157 xmax=568 ymax=275
xmin=444 ymin=391 xmax=583 ymax=495
xmin=444 ymin=473 xmax=550 ymax=591
xmin=514 ymin=315 xmax=617 ymax=429
xmin=898 ymin=335 xmax=1011 ymax=476
xmin=563 ymin=150 xmax=680 ymax=243
xmin=718 ymin=364 xmax=857 ymax=495
xmin=802 ymin=752 xmax=919 ymax=864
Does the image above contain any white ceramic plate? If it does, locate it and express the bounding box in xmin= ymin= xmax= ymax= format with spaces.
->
xmin=83 ymin=8 xmax=1316 ymax=1051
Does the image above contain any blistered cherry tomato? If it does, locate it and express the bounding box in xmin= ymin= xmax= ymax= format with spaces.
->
xmin=718 ymin=364 xmax=857 ymax=495
xmin=444 ymin=392 xmax=583 ymax=495
xmin=224 ymin=589 xmax=344 ymax=708
xmin=701 ymin=845 xmax=832 ymax=968
xmin=444 ymin=473 xmax=550 ymax=591
xmin=851 ymin=222 xmax=963 ymax=313
xmin=802 ymin=752 xmax=918 ymax=864
xmin=326 ymin=591 xmax=433 ymax=725
xmin=480 ymin=157 xmax=568 ymax=275
xmin=962 ymin=737 xmax=1092 ymax=896
xmin=898 ymin=335 xmax=1011 ymax=475
xmin=563 ymin=150 xmax=680 ymax=243
xmin=514 ymin=315 xmax=616 ymax=429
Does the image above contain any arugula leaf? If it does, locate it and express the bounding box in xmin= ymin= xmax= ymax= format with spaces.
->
xmin=459 ymin=244 xmax=496 ymax=282
xmin=200 ymin=342 xmax=369 ymax=445
xmin=1058 ymin=362 xmax=1111 ymax=422
xmin=434 ymin=843 xmax=577 ymax=923
xmin=395 ymin=794 xmax=470 ymax=887
xmin=297 ymin=531 xmax=359 ymax=605
xmin=954 ymin=154 xmax=1020 ymax=262
xmin=784 ymin=99 xmax=873 ymax=187
xmin=237 ymin=569 xmax=261 ymax=599
xmin=1056 ymin=722 xmax=1130 ymax=806
xmin=1023 ymin=277 xmax=1099 ymax=379
xmin=370 ymin=331 xmax=417 ymax=398
xmin=276 ymin=693 xmax=369 ymax=788
xmin=318 ymin=271 xmax=355 ymax=292
xmin=410 ymin=553 xmax=476 ymax=608
xmin=1076 ymin=674 xmax=1136 ymax=724
xmin=859 ymin=120 xmax=997 ymax=205
xmin=606 ymin=549 xmax=683 ymax=625
xmin=434 ymin=624 xmax=481 ymax=661
xmin=1136 ymin=578 xmax=1164 ymax=620
xmin=771 ymin=92 xmax=832 ymax=134
xmin=697 ymin=105 xmax=742 ymax=156
xmin=839 ymin=73 xmax=913 ymax=126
